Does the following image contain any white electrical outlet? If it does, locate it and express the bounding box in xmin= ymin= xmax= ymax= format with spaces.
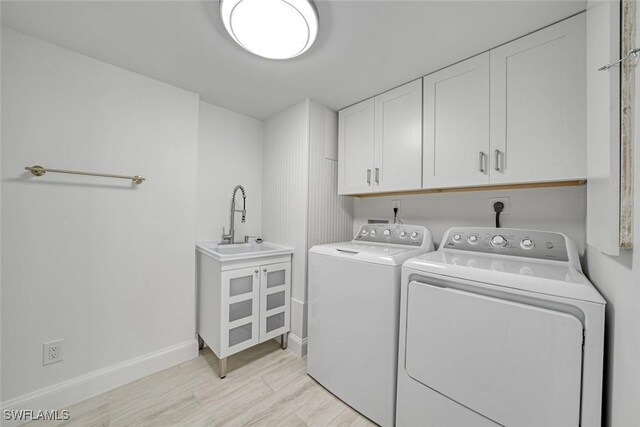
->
xmin=43 ymin=339 xmax=64 ymax=366
xmin=488 ymin=197 xmax=510 ymax=215
xmin=392 ymin=200 xmax=401 ymax=210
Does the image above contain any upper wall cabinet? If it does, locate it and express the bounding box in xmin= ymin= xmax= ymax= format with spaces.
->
xmin=423 ymin=53 xmax=490 ymax=189
xmin=338 ymin=98 xmax=375 ymax=194
xmin=338 ymin=80 xmax=422 ymax=195
xmin=490 ymin=14 xmax=586 ymax=184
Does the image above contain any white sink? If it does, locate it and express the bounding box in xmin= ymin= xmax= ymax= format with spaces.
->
xmin=196 ymin=241 xmax=293 ymax=262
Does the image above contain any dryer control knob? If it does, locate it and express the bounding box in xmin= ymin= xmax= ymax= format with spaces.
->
xmin=452 ymin=234 xmax=462 ymax=243
xmin=521 ymin=239 xmax=534 ymax=249
xmin=490 ymin=235 xmax=507 ymax=248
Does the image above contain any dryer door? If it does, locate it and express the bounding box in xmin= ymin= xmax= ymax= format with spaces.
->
xmin=404 ymin=280 xmax=583 ymax=427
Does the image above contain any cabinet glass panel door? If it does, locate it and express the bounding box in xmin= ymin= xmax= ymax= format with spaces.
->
xmin=259 ymin=262 xmax=290 ymax=342
xmin=221 ymin=267 xmax=260 ymax=356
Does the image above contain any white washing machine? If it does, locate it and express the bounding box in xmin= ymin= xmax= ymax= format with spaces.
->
xmin=397 ymin=227 xmax=605 ymax=427
xmin=308 ymin=224 xmax=434 ymax=427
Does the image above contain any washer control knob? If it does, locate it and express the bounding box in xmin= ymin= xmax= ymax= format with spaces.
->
xmin=383 ymin=229 xmax=391 ymax=236
xmin=468 ymin=235 xmax=479 ymax=244
xmin=452 ymin=234 xmax=462 ymax=243
xmin=370 ymin=230 xmax=376 ymax=237
xmin=410 ymin=232 xmax=419 ymax=240
xmin=399 ymin=231 xmax=407 ymax=239
xmin=521 ymin=239 xmax=534 ymax=249
xmin=490 ymin=235 xmax=507 ymax=248
xmin=361 ymin=229 xmax=368 ymax=236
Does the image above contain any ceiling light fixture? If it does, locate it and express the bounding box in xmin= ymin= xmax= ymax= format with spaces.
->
xmin=220 ymin=0 xmax=318 ymax=60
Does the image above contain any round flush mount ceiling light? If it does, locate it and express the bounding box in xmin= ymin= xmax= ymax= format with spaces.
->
xmin=220 ymin=0 xmax=318 ymax=60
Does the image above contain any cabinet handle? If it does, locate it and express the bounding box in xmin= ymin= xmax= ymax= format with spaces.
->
xmin=366 ymin=169 xmax=371 ymax=185
xmin=254 ymin=270 xmax=259 ymax=274
xmin=479 ymin=152 xmax=487 ymax=173
xmin=263 ymin=268 xmax=267 ymax=273
xmin=374 ymin=168 xmax=380 ymax=184
xmin=494 ymin=149 xmax=502 ymax=171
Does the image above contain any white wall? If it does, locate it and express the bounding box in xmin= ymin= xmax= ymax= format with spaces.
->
xmin=582 ymin=6 xmax=640 ymax=425
xmin=196 ymin=101 xmax=263 ymax=242
xmin=1 ymin=28 xmax=199 ymax=411
xmin=354 ymin=186 xmax=587 ymax=254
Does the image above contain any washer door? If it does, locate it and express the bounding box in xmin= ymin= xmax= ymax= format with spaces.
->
xmin=405 ymin=280 xmax=583 ymax=427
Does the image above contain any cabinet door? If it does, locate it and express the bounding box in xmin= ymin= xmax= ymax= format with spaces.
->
xmin=374 ymin=79 xmax=423 ymax=192
xmin=221 ymin=267 xmax=260 ymax=357
xmin=423 ymin=53 xmax=490 ymax=189
xmin=490 ymin=13 xmax=586 ymax=184
xmin=338 ymin=98 xmax=375 ymax=195
xmin=259 ymin=262 xmax=290 ymax=342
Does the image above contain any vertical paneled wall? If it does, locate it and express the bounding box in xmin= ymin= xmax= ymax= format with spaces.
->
xmin=262 ymin=100 xmax=353 ymax=354
xmin=262 ymin=101 xmax=311 ymax=350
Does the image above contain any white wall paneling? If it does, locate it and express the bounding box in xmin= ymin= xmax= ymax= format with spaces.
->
xmin=196 ymin=101 xmax=263 ymax=242
xmin=489 ymin=13 xmax=586 ymax=184
xmin=586 ymin=1 xmax=620 ymax=256
xmin=1 ymin=28 xmax=199 ymax=412
xmin=262 ymin=99 xmax=353 ymax=355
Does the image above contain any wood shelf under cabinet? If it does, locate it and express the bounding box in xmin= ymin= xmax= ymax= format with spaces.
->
xmin=349 ymin=179 xmax=586 ymax=198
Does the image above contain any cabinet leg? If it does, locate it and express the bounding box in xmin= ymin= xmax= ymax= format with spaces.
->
xmin=281 ymin=332 xmax=288 ymax=350
xmin=219 ymin=357 xmax=227 ymax=379
xmin=197 ymin=334 xmax=205 ymax=350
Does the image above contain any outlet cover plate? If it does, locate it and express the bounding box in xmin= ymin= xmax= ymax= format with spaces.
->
xmin=488 ymin=197 xmax=510 ymax=215
xmin=43 ymin=339 xmax=64 ymax=366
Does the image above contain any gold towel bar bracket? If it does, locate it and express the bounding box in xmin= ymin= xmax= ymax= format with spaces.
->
xmin=25 ymin=165 xmax=145 ymax=185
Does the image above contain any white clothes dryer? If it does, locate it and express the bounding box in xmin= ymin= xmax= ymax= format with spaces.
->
xmin=397 ymin=227 xmax=605 ymax=427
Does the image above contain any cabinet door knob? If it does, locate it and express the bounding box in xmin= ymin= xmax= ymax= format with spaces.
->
xmin=263 ymin=268 xmax=267 ymax=273
xmin=255 ymin=270 xmax=259 ymax=274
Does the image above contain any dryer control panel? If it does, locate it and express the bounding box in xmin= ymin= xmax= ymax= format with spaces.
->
xmin=442 ymin=227 xmax=569 ymax=262
xmin=355 ymin=224 xmax=427 ymax=247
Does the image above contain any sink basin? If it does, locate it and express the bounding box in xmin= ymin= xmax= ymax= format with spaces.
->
xmin=196 ymin=241 xmax=293 ymax=262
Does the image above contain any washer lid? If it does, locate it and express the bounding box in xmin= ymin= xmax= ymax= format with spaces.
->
xmin=310 ymin=242 xmax=429 ymax=266
xmin=404 ymin=251 xmax=605 ymax=304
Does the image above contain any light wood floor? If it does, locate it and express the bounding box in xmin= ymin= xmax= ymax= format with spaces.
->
xmin=27 ymin=340 xmax=377 ymax=427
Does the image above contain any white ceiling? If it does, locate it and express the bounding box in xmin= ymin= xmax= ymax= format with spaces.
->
xmin=1 ymin=0 xmax=586 ymax=119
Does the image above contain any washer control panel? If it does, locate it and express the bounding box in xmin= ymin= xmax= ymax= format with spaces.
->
xmin=443 ymin=228 xmax=569 ymax=261
xmin=355 ymin=224 xmax=425 ymax=246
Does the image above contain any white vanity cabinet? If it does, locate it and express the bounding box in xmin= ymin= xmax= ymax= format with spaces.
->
xmin=196 ymin=244 xmax=292 ymax=378
xmin=338 ymin=79 xmax=422 ymax=195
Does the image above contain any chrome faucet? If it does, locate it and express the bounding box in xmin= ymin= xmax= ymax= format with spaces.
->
xmin=222 ymin=185 xmax=246 ymax=244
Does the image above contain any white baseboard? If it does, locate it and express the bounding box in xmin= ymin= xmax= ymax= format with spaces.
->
xmin=287 ymin=333 xmax=308 ymax=357
xmin=0 ymin=339 xmax=198 ymax=427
